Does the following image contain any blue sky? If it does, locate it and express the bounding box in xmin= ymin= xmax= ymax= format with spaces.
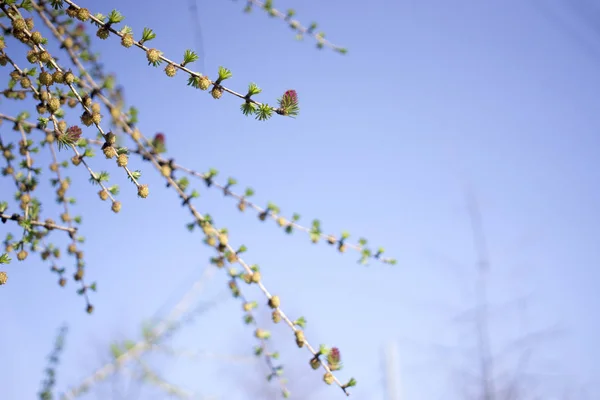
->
xmin=1 ymin=0 xmax=599 ymax=399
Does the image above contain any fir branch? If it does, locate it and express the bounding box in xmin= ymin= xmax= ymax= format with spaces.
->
xmin=61 ymin=0 xmax=295 ymax=121
xmin=0 ymin=2 xmax=372 ymax=396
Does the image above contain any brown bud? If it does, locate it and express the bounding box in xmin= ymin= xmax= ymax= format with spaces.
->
xmin=111 ymin=201 xmax=121 ymax=213
xmin=17 ymin=250 xmax=28 ymax=261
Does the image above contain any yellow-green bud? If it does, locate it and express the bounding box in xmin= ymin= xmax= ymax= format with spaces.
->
xmin=198 ymin=76 xmax=211 ymax=90
xmin=103 ymin=146 xmax=117 ymax=159
xmin=272 ymin=310 xmax=281 ymax=323
xmin=268 ymin=295 xmax=280 ymax=309
xmin=26 ymin=50 xmax=38 ymax=63
xmin=137 ymin=184 xmax=149 ymax=198
xmin=165 ymin=64 xmax=177 ymax=77
xmin=64 ymin=71 xmax=75 ymax=84
xmin=39 ymin=91 xmax=49 ymax=102
xmin=121 ymin=33 xmax=134 ymax=48
xmin=30 ymin=31 xmax=43 ymax=44
xmin=48 ymin=98 xmax=61 ymax=113
xmin=91 ymin=112 xmax=101 ymax=125
xmin=96 ymin=27 xmax=110 ymax=40
xmin=39 ymin=71 xmax=53 ymax=86
xmin=218 ymin=233 xmax=229 ymax=246
xmin=20 ymin=77 xmax=31 ymax=89
xmin=161 ymin=165 xmax=171 ymax=177
xmin=106 ymin=132 xmax=117 ymax=145
xmin=110 ymin=107 xmax=121 ymax=120
xmin=82 ymin=96 xmax=92 ymax=108
xmin=61 ymin=212 xmax=71 ymax=222
xmin=76 ymin=8 xmax=90 ymax=21
xmin=116 ymin=153 xmax=128 ymax=167
xmin=67 ymin=243 xmax=77 ymax=254
xmin=146 ymin=48 xmax=161 ymax=63
xmin=52 ymin=71 xmax=64 ymax=84
xmin=12 ymin=18 xmax=26 ymax=31
xmin=211 ymin=86 xmax=223 ymax=99
xmin=38 ymin=51 xmax=51 ymax=63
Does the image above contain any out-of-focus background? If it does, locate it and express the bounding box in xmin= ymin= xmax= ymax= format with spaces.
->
xmin=1 ymin=0 xmax=598 ymax=398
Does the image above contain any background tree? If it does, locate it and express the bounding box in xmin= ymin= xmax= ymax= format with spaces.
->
xmin=438 ymin=188 xmax=571 ymax=400
xmin=383 ymin=187 xmax=593 ymax=399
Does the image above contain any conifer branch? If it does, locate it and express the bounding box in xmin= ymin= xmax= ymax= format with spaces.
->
xmin=27 ymin=9 xmax=391 ymax=266
xmin=0 ymin=212 xmax=76 ymax=234
xmin=32 ymin=6 xmax=389 ymax=268
xmin=1 ymin=2 xmax=145 ymax=191
xmin=61 ymin=0 xmax=297 ymax=120
xmin=0 ymin=43 xmax=122 ymax=209
xmin=0 ymin=121 xmax=93 ymax=309
xmin=148 ymin=159 xmax=395 ymax=265
xmin=0 ymin=0 xmax=364 ymax=396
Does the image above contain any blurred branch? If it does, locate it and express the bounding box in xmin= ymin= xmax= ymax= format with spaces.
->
xmin=61 ymin=266 xmax=217 ymax=399
xmin=132 ymin=357 xmax=215 ymax=400
xmin=237 ymin=0 xmax=347 ymax=53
